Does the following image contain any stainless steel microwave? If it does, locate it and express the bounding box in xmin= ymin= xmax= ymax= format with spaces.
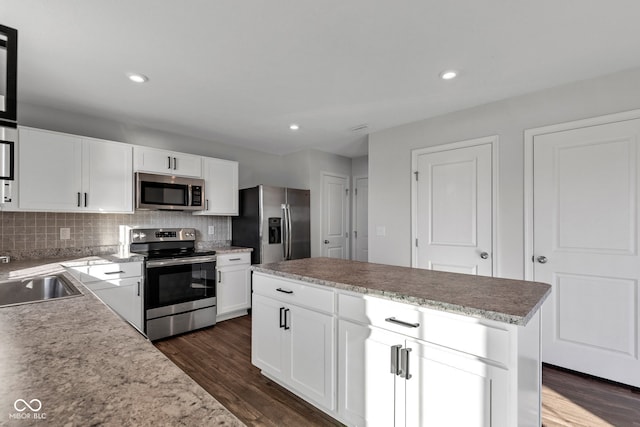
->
xmin=136 ymin=172 xmax=205 ymax=211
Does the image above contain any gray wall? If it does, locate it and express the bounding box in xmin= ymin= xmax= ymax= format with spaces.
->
xmin=369 ymin=67 xmax=640 ymax=279
xmin=12 ymin=103 xmax=354 ymax=259
xmin=351 ymin=155 xmax=368 ymax=177
xmin=18 ymin=102 xmax=294 ymax=189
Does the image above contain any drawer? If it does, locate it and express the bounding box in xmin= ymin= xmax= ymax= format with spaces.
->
xmin=84 ymin=262 xmax=142 ymax=282
xmin=84 ymin=276 xmax=142 ymax=292
xmin=252 ymin=272 xmax=334 ymax=314
xmin=217 ymin=252 xmax=251 ymax=267
xmin=338 ymin=292 xmax=510 ymax=365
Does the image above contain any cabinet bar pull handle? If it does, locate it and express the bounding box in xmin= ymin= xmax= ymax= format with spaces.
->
xmin=385 ymin=317 xmax=420 ymax=328
xmin=206 ymin=199 xmax=209 ymax=211
xmin=84 ymin=192 xmax=88 ymax=207
xmin=279 ymin=307 xmax=286 ymax=328
xmin=276 ymin=288 xmax=293 ymax=294
xmin=137 ymin=281 xmax=140 ymax=296
xmin=77 ymin=192 xmax=81 ymax=207
xmin=173 ymin=157 xmax=177 ymax=170
xmin=168 ymin=156 xmax=172 ymax=169
xmin=284 ymin=308 xmax=290 ymax=330
xmin=104 ymin=270 xmax=124 ymax=275
xmin=390 ymin=344 xmax=402 ymax=375
xmin=400 ymin=348 xmax=412 ymax=380
xmin=218 ymin=270 xmax=222 ymax=283
xmin=229 ymin=258 xmax=241 ymax=261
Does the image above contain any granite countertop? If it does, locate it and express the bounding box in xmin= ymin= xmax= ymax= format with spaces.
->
xmin=252 ymin=257 xmax=551 ymax=326
xmin=212 ymin=246 xmax=253 ymax=255
xmin=0 ymin=258 xmax=244 ymax=426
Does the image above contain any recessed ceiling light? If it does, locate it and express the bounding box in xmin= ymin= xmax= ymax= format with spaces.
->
xmin=289 ymin=124 xmax=300 ymax=131
xmin=127 ymin=73 xmax=149 ymax=83
xmin=439 ymin=70 xmax=458 ymax=80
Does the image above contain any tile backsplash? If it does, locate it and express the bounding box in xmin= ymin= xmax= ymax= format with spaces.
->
xmin=0 ymin=210 xmax=231 ymax=260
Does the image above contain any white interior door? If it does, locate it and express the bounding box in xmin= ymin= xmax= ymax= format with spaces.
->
xmin=413 ymin=141 xmax=493 ymax=276
xmin=322 ymin=173 xmax=349 ymax=259
xmin=533 ymin=118 xmax=640 ymax=387
xmin=353 ymin=176 xmax=369 ymax=262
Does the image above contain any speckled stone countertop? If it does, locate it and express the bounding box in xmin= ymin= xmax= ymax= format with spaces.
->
xmin=212 ymin=246 xmax=253 ymax=255
xmin=252 ymin=257 xmax=551 ymax=326
xmin=0 ymin=258 xmax=244 ymax=426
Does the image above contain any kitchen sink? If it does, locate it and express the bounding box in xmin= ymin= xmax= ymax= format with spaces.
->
xmin=0 ymin=274 xmax=82 ymax=307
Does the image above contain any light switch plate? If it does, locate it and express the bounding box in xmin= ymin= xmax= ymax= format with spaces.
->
xmin=208 ymin=225 xmax=215 ymax=235
xmin=60 ymin=228 xmax=71 ymax=240
xmin=376 ymin=226 xmax=386 ymax=237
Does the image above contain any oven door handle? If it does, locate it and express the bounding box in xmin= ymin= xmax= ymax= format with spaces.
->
xmin=146 ymin=255 xmax=217 ymax=268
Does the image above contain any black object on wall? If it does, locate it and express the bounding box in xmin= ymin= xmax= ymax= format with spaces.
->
xmin=0 ymin=24 xmax=18 ymax=127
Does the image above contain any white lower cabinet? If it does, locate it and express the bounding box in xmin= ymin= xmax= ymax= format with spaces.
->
xmin=216 ymin=253 xmax=251 ymax=321
xmin=67 ymin=261 xmax=144 ymax=332
xmin=252 ymin=272 xmax=542 ymax=427
xmin=252 ymin=273 xmax=335 ymax=412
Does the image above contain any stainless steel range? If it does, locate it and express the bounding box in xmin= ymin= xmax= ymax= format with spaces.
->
xmin=129 ymin=228 xmax=216 ymax=341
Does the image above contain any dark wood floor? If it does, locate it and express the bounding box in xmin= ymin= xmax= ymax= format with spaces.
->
xmin=155 ymin=315 xmax=640 ymax=427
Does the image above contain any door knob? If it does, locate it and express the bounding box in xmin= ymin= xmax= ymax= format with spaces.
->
xmin=537 ymin=256 xmax=548 ymax=264
xmin=480 ymin=252 xmax=489 ymax=259
xmin=324 ymin=240 xmax=330 ymax=244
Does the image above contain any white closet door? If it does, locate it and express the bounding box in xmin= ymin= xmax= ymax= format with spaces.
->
xmin=533 ymin=118 xmax=640 ymax=387
xmin=415 ymin=143 xmax=493 ymax=276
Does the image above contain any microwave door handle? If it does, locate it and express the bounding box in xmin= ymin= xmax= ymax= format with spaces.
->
xmin=187 ymin=185 xmax=192 ymax=207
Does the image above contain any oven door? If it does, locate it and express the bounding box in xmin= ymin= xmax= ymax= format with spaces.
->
xmin=145 ymin=256 xmax=216 ymax=319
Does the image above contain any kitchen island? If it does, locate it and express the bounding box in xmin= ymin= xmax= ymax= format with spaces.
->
xmin=251 ymin=257 xmax=551 ymax=427
xmin=0 ymin=258 xmax=244 ymax=427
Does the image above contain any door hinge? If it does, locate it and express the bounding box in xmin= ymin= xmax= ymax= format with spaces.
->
xmin=415 ymin=238 xmax=418 ymax=247
xmin=346 ymin=188 xmax=349 ymax=196
xmin=345 ymin=232 xmax=349 ymax=238
xmin=355 ymin=188 xmax=358 ymax=196
xmin=414 ymin=171 xmax=419 ymax=181
xmin=354 ymin=230 xmax=357 ymax=238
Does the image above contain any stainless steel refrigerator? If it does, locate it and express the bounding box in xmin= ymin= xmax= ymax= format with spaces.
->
xmin=232 ymin=185 xmax=310 ymax=264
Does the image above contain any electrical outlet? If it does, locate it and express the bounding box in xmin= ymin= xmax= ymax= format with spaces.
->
xmin=60 ymin=228 xmax=71 ymax=240
xmin=208 ymin=225 xmax=215 ymax=235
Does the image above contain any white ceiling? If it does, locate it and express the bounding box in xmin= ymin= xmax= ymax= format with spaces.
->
xmin=3 ymin=1 xmax=640 ymax=158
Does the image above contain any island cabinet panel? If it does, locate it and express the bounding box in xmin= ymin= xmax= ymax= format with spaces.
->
xmin=252 ymin=267 xmax=544 ymax=427
xmin=252 ymin=273 xmax=336 ymax=412
xmin=338 ymin=318 xmax=509 ymax=427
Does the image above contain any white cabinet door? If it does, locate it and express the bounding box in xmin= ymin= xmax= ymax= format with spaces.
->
xmin=288 ymin=304 xmax=335 ymax=411
xmin=82 ymin=138 xmax=133 ymax=213
xmin=92 ymin=276 xmax=143 ymax=332
xmin=216 ymin=262 xmax=251 ymax=318
xmin=133 ymin=146 xmax=202 ymax=177
xmin=252 ymin=292 xmax=336 ymax=412
xmin=405 ymin=338 xmax=508 ymax=427
xmin=18 ymin=127 xmax=83 ymax=210
xmin=194 ymin=157 xmax=238 ymax=216
xmin=338 ymin=319 xmax=399 ymax=427
xmin=252 ymin=294 xmax=286 ymax=377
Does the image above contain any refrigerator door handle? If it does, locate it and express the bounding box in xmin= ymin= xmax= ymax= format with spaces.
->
xmin=286 ymin=204 xmax=293 ymax=260
xmin=282 ymin=204 xmax=289 ymax=260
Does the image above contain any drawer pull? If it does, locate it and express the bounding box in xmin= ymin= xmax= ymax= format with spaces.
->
xmin=385 ymin=317 xmax=420 ymax=328
xmin=104 ymin=270 xmax=125 ymax=275
xmin=276 ymin=288 xmax=294 ymax=294
xmin=229 ymin=258 xmax=242 ymax=261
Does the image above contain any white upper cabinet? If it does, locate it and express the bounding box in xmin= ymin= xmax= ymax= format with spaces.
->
xmin=194 ymin=157 xmax=238 ymax=216
xmin=133 ymin=146 xmax=202 ymax=178
xmin=83 ymin=138 xmax=133 ymax=213
xmin=18 ymin=127 xmax=133 ymax=213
